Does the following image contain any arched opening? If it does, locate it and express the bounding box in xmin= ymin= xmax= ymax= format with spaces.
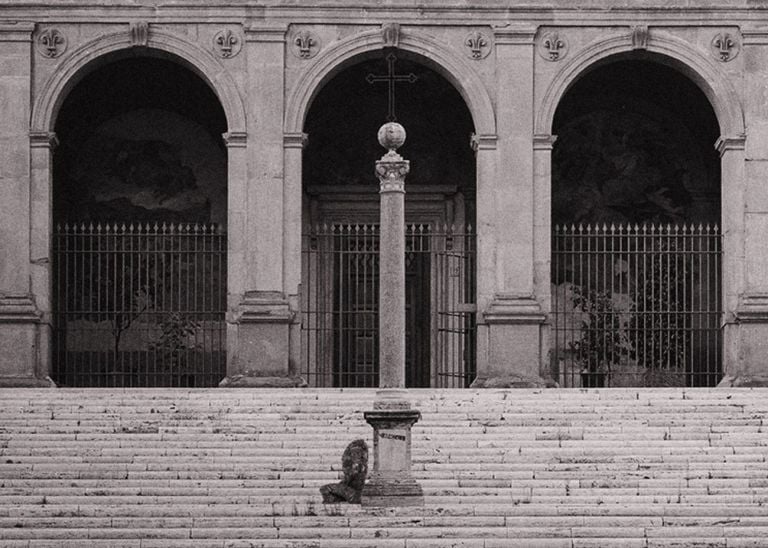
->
xmin=550 ymin=58 xmax=722 ymax=388
xmin=300 ymin=51 xmax=476 ymax=388
xmin=52 ymin=55 xmax=228 ymax=387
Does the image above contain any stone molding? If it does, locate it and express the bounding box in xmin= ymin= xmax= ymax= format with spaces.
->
xmin=31 ymin=27 xmax=247 ymax=135
xmin=222 ymin=131 xmax=247 ymax=148
xmin=284 ymin=27 xmax=496 ymax=137
xmin=29 ymin=131 xmax=58 ymax=150
xmin=245 ymin=23 xmax=287 ymax=43
xmin=0 ymin=295 xmax=40 ymax=323
xmin=236 ymin=291 xmax=294 ymax=324
xmin=483 ymin=295 xmax=546 ymax=325
xmin=742 ymin=29 xmax=768 ymax=46
xmin=535 ymin=30 xmax=744 ymax=137
xmin=715 ymin=134 xmax=746 ymax=157
xmin=735 ymin=294 xmax=768 ymax=323
xmin=470 ymin=133 xmax=498 ymax=152
xmin=0 ymin=22 xmax=35 ymax=41
xmin=493 ymin=26 xmax=536 ymax=46
xmin=283 ymin=132 xmax=308 ymax=149
xmin=533 ymin=134 xmax=557 ymax=151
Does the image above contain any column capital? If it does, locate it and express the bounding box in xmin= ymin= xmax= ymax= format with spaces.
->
xmin=222 ymin=131 xmax=247 ymax=148
xmin=0 ymin=22 xmax=35 ymax=41
xmin=470 ymin=133 xmax=498 ymax=152
xmin=0 ymin=295 xmax=40 ymax=322
xmin=493 ymin=26 xmax=537 ymax=45
xmin=284 ymin=132 xmax=308 ymax=149
xmin=29 ymin=131 xmax=58 ymax=150
xmin=533 ymin=133 xmax=557 ymax=151
xmin=376 ymin=153 xmax=409 ymax=193
xmin=715 ymin=134 xmax=746 ymax=157
xmin=245 ymin=23 xmax=288 ymax=43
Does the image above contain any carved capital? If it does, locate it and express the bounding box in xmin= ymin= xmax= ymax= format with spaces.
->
xmin=465 ymin=31 xmax=491 ymax=60
xmin=376 ymin=154 xmax=409 ymax=193
xmin=29 ymin=131 xmax=58 ymax=150
xmin=632 ymin=25 xmax=649 ymax=50
xmin=36 ymin=28 xmax=66 ymax=58
xmin=292 ymin=30 xmax=320 ymax=59
xmin=222 ymin=131 xmax=247 ymax=148
xmin=130 ymin=21 xmax=149 ymax=47
xmin=284 ymin=132 xmax=308 ymax=149
xmin=470 ymin=133 xmax=498 ymax=152
xmin=214 ymin=29 xmax=242 ymax=58
xmin=712 ymin=32 xmax=739 ymax=62
xmin=715 ymin=134 xmax=746 ymax=157
xmin=382 ymin=23 xmax=401 ymax=48
xmin=533 ymin=134 xmax=557 ymax=151
xmin=538 ymin=31 xmax=567 ymax=61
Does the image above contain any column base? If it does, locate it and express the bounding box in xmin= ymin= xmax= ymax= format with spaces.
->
xmin=361 ymin=474 xmax=424 ymax=507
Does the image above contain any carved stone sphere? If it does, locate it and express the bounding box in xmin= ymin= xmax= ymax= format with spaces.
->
xmin=378 ymin=122 xmax=406 ymax=151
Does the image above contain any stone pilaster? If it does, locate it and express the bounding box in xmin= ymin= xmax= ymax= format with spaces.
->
xmin=0 ymin=23 xmax=48 ymax=386
xmin=221 ymin=24 xmax=299 ymax=385
xmin=473 ymin=27 xmax=548 ymax=388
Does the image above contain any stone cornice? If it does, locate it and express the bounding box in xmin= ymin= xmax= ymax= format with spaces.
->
xmin=284 ymin=132 xmax=308 ymax=149
xmin=533 ymin=134 xmax=557 ymax=151
xmin=245 ymin=22 xmax=287 ymax=43
xmin=222 ymin=131 xmax=247 ymax=148
xmin=29 ymin=131 xmax=58 ymax=149
xmin=0 ymin=21 xmax=35 ymax=41
xmin=715 ymin=134 xmax=746 ymax=157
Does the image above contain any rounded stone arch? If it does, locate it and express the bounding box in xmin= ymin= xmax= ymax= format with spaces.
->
xmin=284 ymin=28 xmax=496 ymax=137
xmin=535 ymin=31 xmax=745 ymax=138
xmin=31 ymin=28 xmax=247 ymax=134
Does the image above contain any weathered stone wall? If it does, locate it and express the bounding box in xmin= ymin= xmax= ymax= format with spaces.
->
xmin=0 ymin=1 xmax=766 ymax=385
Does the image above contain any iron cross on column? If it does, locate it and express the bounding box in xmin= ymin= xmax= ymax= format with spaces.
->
xmin=366 ymin=52 xmax=417 ymax=122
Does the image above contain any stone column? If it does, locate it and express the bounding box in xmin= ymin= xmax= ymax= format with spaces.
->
xmin=361 ymin=123 xmax=422 ymax=507
xmin=0 ymin=23 xmax=47 ymax=386
xmin=474 ymin=27 xmax=547 ymax=388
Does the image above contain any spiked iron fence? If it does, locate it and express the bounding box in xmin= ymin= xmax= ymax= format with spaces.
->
xmin=52 ymin=222 xmax=227 ymax=387
xmin=551 ymin=223 xmax=722 ymax=388
xmin=301 ymin=224 xmax=476 ymax=388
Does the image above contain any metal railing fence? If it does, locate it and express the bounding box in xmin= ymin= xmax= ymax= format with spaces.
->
xmin=551 ymin=223 xmax=722 ymax=388
xmin=52 ymin=222 xmax=227 ymax=387
xmin=301 ymin=224 xmax=476 ymax=388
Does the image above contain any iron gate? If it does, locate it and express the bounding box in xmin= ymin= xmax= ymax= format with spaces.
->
xmin=301 ymin=224 xmax=476 ymax=388
xmin=551 ymin=223 xmax=722 ymax=388
xmin=52 ymin=222 xmax=227 ymax=387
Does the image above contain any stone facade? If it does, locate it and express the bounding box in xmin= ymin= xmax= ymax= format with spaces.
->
xmin=0 ymin=1 xmax=765 ymax=386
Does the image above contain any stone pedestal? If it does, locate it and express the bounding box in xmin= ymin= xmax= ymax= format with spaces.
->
xmin=361 ymin=390 xmax=423 ymax=507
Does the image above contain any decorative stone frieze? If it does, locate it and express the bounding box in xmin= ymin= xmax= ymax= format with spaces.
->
xmin=36 ymin=28 xmax=66 ymax=58
xmin=214 ymin=29 xmax=242 ymax=58
xmin=632 ymin=25 xmax=649 ymax=50
xmin=712 ymin=32 xmax=739 ymax=62
xmin=291 ymin=30 xmax=320 ymax=59
xmin=465 ymin=31 xmax=491 ymax=60
xmin=538 ymin=32 xmax=566 ymax=61
xmin=130 ymin=21 xmax=149 ymax=47
xmin=382 ymin=23 xmax=400 ymax=48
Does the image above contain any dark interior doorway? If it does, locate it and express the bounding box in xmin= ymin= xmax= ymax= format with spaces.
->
xmin=52 ymin=55 xmax=228 ymax=387
xmin=301 ymin=52 xmax=476 ymax=388
xmin=550 ymin=58 xmax=722 ymax=388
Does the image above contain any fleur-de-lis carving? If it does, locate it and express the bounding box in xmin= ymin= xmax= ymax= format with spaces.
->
xmin=294 ymin=31 xmax=315 ymax=58
xmin=712 ymin=33 xmax=738 ymax=62
xmin=542 ymin=33 xmax=566 ymax=61
xmin=465 ymin=32 xmax=489 ymax=60
xmin=38 ymin=28 xmax=66 ymax=58
xmin=214 ymin=29 xmax=240 ymax=58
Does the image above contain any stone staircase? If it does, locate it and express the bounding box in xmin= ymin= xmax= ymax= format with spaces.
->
xmin=1 ymin=387 xmax=768 ymax=547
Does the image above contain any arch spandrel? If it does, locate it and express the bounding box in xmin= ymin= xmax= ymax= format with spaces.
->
xmin=285 ymin=28 xmax=496 ymax=138
xmin=535 ymin=31 xmax=745 ymax=139
xmin=31 ymin=28 xmax=247 ymax=134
